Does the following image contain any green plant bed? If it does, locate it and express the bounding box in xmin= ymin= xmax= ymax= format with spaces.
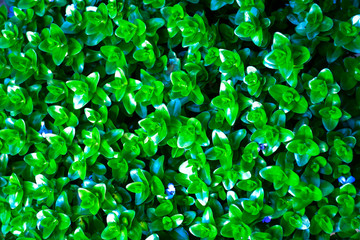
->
xmin=0 ymin=0 xmax=360 ymax=239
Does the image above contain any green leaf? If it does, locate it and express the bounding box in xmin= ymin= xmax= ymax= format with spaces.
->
xmin=18 ymin=0 xmax=37 ymax=9
xmin=235 ymin=22 xmax=256 ymax=38
xmin=337 ymin=194 xmax=355 ymax=217
xmin=269 ymin=85 xmax=290 ymax=102
xmin=9 ymin=55 xmax=31 ymax=72
xmin=123 ymin=93 xmax=137 ymax=114
xmin=24 ymin=152 xmax=48 ymax=175
xmin=41 ymin=217 xmax=58 ymax=239
xmin=293 ymin=45 xmax=311 ymax=66
xmin=82 ymin=127 xmax=101 ymax=158
xmin=190 ymin=223 xmax=211 ymax=238
xmin=273 ymin=32 xmax=290 ymax=48
xmin=322 ymin=117 xmax=339 ymax=131
xmin=260 ymin=166 xmax=287 ymax=183
xmin=74 ymin=227 xmax=90 ymax=240
xmin=47 ymin=106 xmax=69 ymax=126
xmin=178 ymin=127 xmax=195 ymax=148
xmin=66 ymin=80 xmax=89 ymax=95
xmin=58 ymin=213 xmax=71 ymax=230
xmin=101 ymin=224 xmax=121 ymax=240
xmin=126 ymin=182 xmax=144 ymax=193
xmin=155 ymin=201 xmax=173 ymax=217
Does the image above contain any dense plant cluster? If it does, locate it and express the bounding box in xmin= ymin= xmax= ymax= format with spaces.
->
xmin=1 ymin=0 xmax=360 ymax=239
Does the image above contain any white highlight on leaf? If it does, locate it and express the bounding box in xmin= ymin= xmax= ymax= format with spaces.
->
xmin=65 ymin=4 xmax=76 ymax=17
xmin=86 ymin=6 xmax=98 ymax=12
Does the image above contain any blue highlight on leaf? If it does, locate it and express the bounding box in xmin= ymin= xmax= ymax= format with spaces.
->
xmin=165 ymin=183 xmax=176 ymax=199
xmin=262 ymin=216 xmax=272 ymax=223
xmin=338 ymin=176 xmax=355 ymax=184
xmin=39 ymin=121 xmax=52 ymax=137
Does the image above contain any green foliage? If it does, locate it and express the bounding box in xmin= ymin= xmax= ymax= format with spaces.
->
xmin=1 ymin=0 xmax=360 ymax=240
